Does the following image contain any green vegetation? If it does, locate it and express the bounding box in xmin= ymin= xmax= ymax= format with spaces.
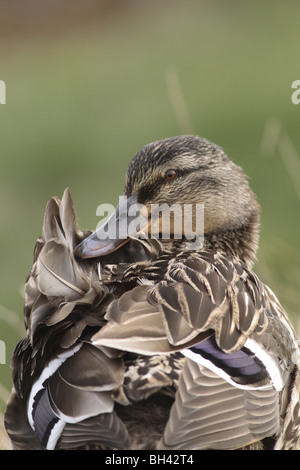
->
xmin=1 ymin=0 xmax=300 ymax=445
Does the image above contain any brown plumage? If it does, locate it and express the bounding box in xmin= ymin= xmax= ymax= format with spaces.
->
xmin=4 ymin=135 xmax=300 ymax=450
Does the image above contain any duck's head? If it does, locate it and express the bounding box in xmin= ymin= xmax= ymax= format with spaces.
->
xmin=75 ymin=135 xmax=260 ymax=266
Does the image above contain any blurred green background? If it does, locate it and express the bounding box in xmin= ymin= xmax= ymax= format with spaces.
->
xmin=1 ymin=0 xmax=300 ymax=447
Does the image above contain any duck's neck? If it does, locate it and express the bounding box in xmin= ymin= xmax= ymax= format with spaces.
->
xmin=204 ymin=219 xmax=260 ymax=267
xmin=159 ymin=212 xmax=260 ymax=267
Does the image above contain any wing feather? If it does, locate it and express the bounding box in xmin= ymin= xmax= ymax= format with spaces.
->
xmin=158 ymin=360 xmax=280 ymax=450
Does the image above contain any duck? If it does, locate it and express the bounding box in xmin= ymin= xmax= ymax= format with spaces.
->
xmin=4 ymin=135 xmax=300 ymax=450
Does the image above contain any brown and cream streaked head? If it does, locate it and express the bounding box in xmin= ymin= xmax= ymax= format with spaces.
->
xmin=75 ymin=135 xmax=260 ymax=266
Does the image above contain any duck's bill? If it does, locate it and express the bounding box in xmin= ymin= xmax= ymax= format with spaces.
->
xmin=74 ymin=193 xmax=150 ymax=258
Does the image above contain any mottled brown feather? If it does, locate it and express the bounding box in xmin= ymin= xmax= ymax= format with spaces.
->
xmin=5 ymin=136 xmax=300 ymax=450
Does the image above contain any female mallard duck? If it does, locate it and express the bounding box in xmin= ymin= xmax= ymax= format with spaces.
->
xmin=5 ymin=135 xmax=300 ymax=450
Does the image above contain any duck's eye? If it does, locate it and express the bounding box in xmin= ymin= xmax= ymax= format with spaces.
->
xmin=165 ymin=169 xmax=177 ymax=181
